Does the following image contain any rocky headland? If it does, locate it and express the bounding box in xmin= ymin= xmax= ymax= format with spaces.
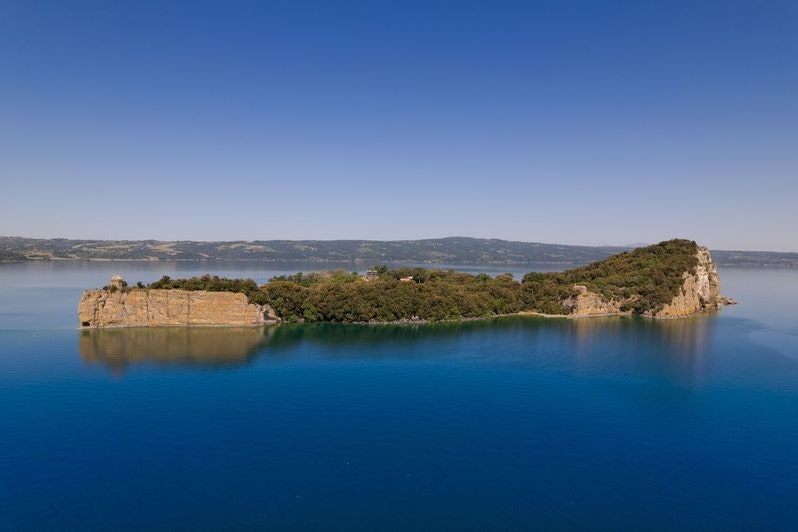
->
xmin=566 ymin=245 xmax=733 ymax=318
xmin=78 ymin=276 xmax=277 ymax=328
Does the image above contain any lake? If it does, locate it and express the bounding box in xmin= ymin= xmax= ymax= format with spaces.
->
xmin=1 ymin=262 xmax=797 ymax=529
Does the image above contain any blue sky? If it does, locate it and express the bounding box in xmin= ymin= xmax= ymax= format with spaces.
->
xmin=1 ymin=1 xmax=796 ymax=250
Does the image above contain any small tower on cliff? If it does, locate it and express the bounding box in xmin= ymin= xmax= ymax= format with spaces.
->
xmin=110 ymin=275 xmax=127 ymax=290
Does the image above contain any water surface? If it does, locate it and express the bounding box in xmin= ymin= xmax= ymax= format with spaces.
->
xmin=1 ymin=263 xmax=797 ymax=529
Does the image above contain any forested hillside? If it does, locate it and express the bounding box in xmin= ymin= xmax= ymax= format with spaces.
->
xmin=139 ymin=240 xmax=705 ymax=322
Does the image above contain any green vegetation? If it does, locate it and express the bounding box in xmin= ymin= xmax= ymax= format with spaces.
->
xmin=262 ymin=268 xmax=525 ymax=322
xmin=131 ymin=240 xmax=702 ymax=322
xmin=525 ymin=239 xmax=700 ymax=314
xmin=261 ymin=240 xmax=700 ymax=321
xmin=147 ymin=275 xmax=269 ymax=305
xmin=268 ymin=270 xmax=362 ymax=287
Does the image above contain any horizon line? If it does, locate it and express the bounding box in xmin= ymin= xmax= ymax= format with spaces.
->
xmin=2 ymin=234 xmax=795 ymax=255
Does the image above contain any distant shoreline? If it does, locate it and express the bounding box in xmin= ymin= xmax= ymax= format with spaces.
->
xmin=4 ymin=258 xmax=590 ymax=271
xmin=3 ymin=256 xmax=797 ymax=269
xmin=4 ymin=235 xmax=796 ymax=268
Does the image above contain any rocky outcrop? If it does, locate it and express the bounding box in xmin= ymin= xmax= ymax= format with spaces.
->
xmin=566 ymin=285 xmax=624 ymax=317
xmin=79 ymin=277 xmax=277 ymax=328
xmin=650 ymin=246 xmax=725 ymax=318
xmin=565 ymin=246 xmax=731 ymax=319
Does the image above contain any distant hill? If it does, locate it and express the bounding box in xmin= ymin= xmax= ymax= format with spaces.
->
xmin=1 ymin=236 xmax=795 ymax=268
xmin=0 ymin=249 xmax=27 ymax=263
xmin=708 ymin=249 xmax=798 ymax=268
xmin=0 ymin=236 xmax=627 ymax=264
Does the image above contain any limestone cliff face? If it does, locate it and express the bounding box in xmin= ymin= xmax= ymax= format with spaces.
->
xmin=650 ymin=246 xmax=722 ymax=318
xmin=79 ymin=288 xmax=276 ymax=328
xmin=566 ymin=246 xmax=727 ymax=319
xmin=567 ymin=285 xmax=624 ymax=316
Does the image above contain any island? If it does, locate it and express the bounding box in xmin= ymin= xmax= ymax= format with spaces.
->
xmin=78 ymin=239 xmax=735 ymax=328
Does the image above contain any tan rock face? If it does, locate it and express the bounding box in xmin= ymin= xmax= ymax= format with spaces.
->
xmin=78 ymin=288 xmax=276 ymax=328
xmin=652 ymin=246 xmax=722 ymax=318
xmin=562 ymin=246 xmax=727 ymax=319
xmin=567 ymin=285 xmax=624 ymax=316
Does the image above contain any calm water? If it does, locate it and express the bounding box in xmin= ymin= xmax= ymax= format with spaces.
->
xmin=1 ymin=263 xmax=797 ymax=529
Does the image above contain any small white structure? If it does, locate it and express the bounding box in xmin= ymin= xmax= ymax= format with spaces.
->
xmin=110 ymin=275 xmax=127 ymax=290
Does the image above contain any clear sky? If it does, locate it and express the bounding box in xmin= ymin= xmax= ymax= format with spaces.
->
xmin=1 ymin=1 xmax=796 ymax=251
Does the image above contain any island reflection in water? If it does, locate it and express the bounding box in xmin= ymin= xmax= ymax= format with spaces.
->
xmin=79 ymin=316 xmax=716 ymax=387
xmin=79 ymin=326 xmax=276 ymax=372
xmin=567 ymin=315 xmax=714 ymax=387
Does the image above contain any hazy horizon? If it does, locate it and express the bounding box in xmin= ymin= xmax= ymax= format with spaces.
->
xmin=2 ymin=233 xmax=796 ymax=254
xmin=1 ymin=1 xmax=796 ymax=251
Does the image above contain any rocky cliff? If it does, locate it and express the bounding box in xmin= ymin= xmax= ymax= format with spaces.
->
xmin=567 ymin=246 xmax=730 ymax=318
xmin=651 ymin=246 xmax=723 ymax=318
xmin=79 ymin=278 xmax=276 ymax=328
xmin=567 ymin=285 xmax=624 ymax=317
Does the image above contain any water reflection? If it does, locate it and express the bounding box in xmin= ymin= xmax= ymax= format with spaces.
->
xmin=265 ymin=319 xmax=515 ymax=350
xmin=283 ymin=316 xmax=719 ymax=388
xmin=78 ymin=316 xmax=718 ymax=387
xmin=79 ymin=326 xmax=276 ymax=372
xmin=566 ymin=316 xmax=714 ymax=387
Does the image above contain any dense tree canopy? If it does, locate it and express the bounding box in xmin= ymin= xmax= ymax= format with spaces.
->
xmin=525 ymin=239 xmax=700 ymax=314
xmin=147 ymin=274 xmax=269 ymax=305
xmin=139 ymin=240 xmax=700 ymax=322
xmin=262 ymin=268 xmax=525 ymax=322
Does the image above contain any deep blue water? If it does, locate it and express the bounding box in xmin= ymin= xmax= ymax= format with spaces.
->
xmin=1 ymin=263 xmax=798 ymax=529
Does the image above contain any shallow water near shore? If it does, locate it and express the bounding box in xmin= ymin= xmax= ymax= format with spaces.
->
xmin=1 ymin=263 xmax=798 ymax=528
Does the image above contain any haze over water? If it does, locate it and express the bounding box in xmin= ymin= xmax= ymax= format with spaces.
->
xmin=1 ymin=262 xmax=797 ymax=528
